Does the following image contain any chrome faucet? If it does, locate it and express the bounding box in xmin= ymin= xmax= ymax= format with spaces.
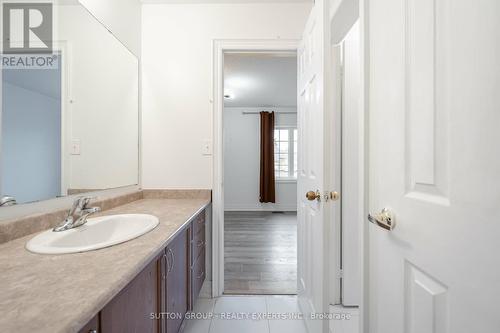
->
xmin=0 ymin=196 xmax=17 ymax=207
xmin=53 ymin=196 xmax=101 ymax=232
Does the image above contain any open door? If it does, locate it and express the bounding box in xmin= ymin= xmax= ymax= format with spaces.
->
xmin=368 ymin=0 xmax=500 ymax=332
xmin=297 ymin=0 xmax=332 ymax=332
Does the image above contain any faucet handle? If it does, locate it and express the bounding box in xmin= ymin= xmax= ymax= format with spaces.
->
xmin=68 ymin=197 xmax=81 ymax=215
xmin=69 ymin=196 xmax=97 ymax=214
xmin=79 ymin=196 xmax=97 ymax=209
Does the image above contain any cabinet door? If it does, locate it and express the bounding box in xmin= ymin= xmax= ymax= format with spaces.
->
xmin=101 ymin=258 xmax=160 ymax=333
xmin=191 ymin=249 xmax=206 ymax=303
xmin=165 ymin=228 xmax=189 ymax=333
xmin=190 ymin=212 xmax=206 ymax=306
xmin=191 ymin=214 xmax=205 ymax=264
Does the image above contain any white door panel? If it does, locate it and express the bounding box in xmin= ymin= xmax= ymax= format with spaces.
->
xmin=368 ymin=0 xmax=500 ymax=332
xmin=297 ymin=0 xmax=331 ymax=332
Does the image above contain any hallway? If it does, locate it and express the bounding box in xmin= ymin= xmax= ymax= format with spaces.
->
xmin=224 ymin=212 xmax=297 ymax=295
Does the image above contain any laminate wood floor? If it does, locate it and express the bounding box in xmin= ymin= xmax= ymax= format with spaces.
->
xmin=224 ymin=211 xmax=297 ymax=295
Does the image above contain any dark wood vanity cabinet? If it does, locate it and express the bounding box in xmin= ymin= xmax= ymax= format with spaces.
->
xmin=100 ymin=258 xmax=160 ymax=333
xmin=163 ymin=229 xmax=189 ymax=333
xmin=191 ymin=213 xmax=206 ymax=303
xmin=79 ymin=209 xmax=207 ymax=333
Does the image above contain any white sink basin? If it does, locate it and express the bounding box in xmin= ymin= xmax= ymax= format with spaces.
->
xmin=26 ymin=214 xmax=159 ymax=254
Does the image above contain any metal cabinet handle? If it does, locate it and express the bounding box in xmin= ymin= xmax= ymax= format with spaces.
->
xmin=162 ymin=253 xmax=168 ymax=279
xmin=166 ymin=249 xmax=170 ymax=273
xmin=368 ymin=208 xmax=396 ymax=231
xmin=168 ymin=248 xmax=175 ymax=273
xmin=166 ymin=250 xmax=172 ymax=274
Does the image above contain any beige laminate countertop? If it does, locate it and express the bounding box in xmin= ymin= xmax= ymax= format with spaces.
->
xmin=0 ymin=198 xmax=210 ymax=333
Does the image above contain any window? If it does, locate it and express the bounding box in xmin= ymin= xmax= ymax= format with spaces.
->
xmin=274 ymin=128 xmax=298 ymax=180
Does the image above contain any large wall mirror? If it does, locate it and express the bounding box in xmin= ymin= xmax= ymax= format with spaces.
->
xmin=1 ymin=2 xmax=139 ymax=205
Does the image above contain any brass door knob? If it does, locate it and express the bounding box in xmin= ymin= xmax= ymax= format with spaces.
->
xmin=306 ymin=190 xmax=321 ymax=201
xmin=330 ymin=191 xmax=340 ymax=201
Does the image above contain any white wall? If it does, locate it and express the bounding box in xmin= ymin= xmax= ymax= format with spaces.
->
xmin=78 ymin=0 xmax=141 ymax=57
xmin=141 ymin=3 xmax=311 ymax=190
xmin=224 ymin=107 xmax=297 ymax=211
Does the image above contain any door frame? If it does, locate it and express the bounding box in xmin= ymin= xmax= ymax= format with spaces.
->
xmin=333 ymin=22 xmax=363 ymax=307
xmin=212 ymin=39 xmax=299 ymax=297
xmin=329 ymin=0 xmax=370 ymax=331
xmin=359 ymin=1 xmax=369 ymax=331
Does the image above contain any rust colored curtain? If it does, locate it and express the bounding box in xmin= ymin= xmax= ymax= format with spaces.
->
xmin=259 ymin=111 xmax=276 ymax=203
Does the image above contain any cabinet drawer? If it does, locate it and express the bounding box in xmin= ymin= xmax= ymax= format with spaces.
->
xmin=192 ymin=211 xmax=205 ymax=236
xmin=191 ymin=249 xmax=206 ymax=301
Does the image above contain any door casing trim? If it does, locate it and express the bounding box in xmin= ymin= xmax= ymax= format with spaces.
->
xmin=212 ymin=39 xmax=300 ymax=297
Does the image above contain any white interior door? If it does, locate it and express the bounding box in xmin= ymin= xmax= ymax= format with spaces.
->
xmin=297 ymin=0 xmax=331 ymax=332
xmin=368 ymin=0 xmax=500 ymax=332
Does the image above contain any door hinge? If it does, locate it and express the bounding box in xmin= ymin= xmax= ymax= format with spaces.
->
xmin=338 ymin=269 xmax=344 ymax=279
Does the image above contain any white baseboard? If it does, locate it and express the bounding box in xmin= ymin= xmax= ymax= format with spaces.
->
xmin=224 ymin=203 xmax=297 ymax=212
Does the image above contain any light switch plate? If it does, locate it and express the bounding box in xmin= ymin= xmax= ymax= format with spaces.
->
xmin=202 ymin=140 xmax=212 ymax=155
xmin=70 ymin=139 xmax=81 ymax=155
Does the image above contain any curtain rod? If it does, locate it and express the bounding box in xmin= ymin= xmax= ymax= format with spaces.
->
xmin=241 ymin=111 xmax=297 ymax=115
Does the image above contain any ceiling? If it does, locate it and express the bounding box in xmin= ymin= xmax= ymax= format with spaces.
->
xmin=142 ymin=0 xmax=310 ymax=3
xmin=224 ymin=53 xmax=297 ymax=108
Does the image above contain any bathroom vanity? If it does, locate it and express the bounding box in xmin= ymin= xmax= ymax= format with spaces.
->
xmin=82 ymin=209 xmax=206 ymax=333
xmin=0 ymin=194 xmax=211 ymax=333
